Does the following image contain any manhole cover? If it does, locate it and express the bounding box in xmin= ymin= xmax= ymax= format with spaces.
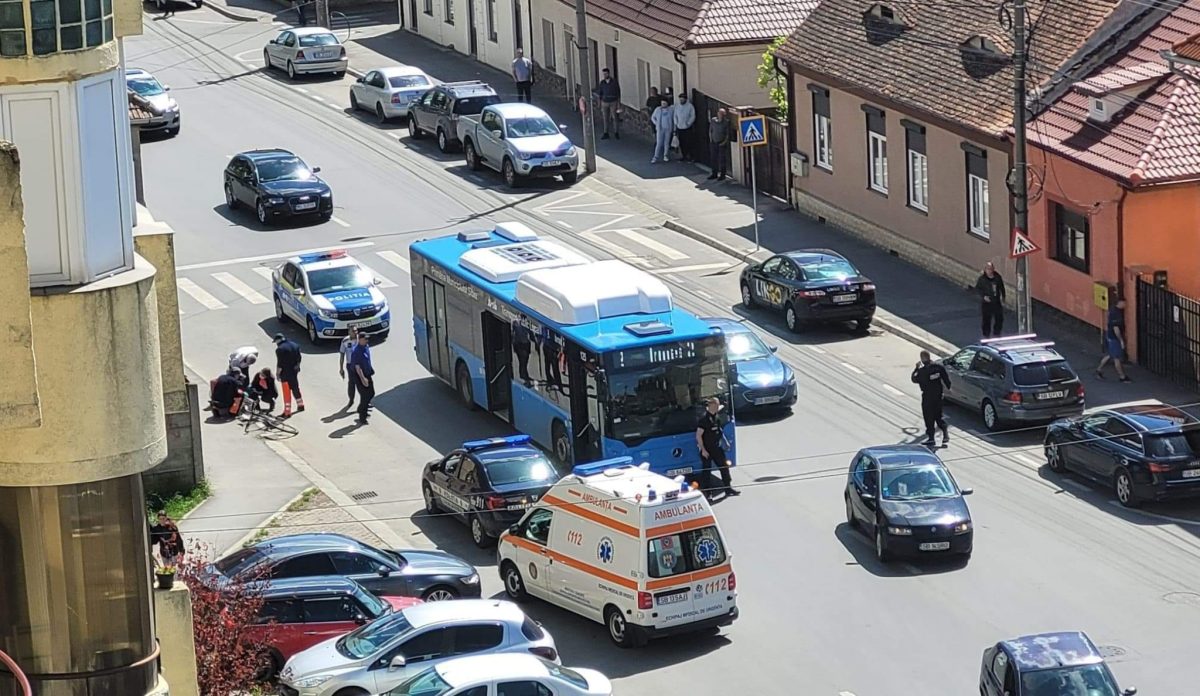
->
xmin=1096 ymin=645 xmax=1126 ymax=658
xmin=1164 ymin=591 xmax=1200 ymax=607
xmin=351 ymin=490 xmax=378 ymax=501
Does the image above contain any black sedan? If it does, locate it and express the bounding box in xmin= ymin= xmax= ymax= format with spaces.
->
xmin=844 ymin=445 xmax=974 ymax=562
xmin=1044 ymin=402 xmax=1200 ymax=507
xmin=223 ymin=148 xmax=333 ymax=225
xmin=422 ymin=435 xmax=562 ymax=548
xmin=740 ymin=249 xmax=876 ymax=333
xmin=207 ymin=532 xmax=480 ymax=601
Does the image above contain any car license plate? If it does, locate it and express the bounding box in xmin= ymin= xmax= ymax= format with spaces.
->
xmin=1183 ymin=469 xmax=1200 ymax=479
xmin=832 ymin=293 xmax=857 ymax=303
xmin=295 ymin=202 xmax=317 ymax=211
xmin=507 ymin=502 xmax=533 ymax=510
xmin=754 ymin=395 xmax=782 ymax=405
xmin=348 ymin=320 xmax=376 ymax=329
xmin=1037 ymin=390 xmax=1066 ymax=400
xmin=666 ymin=467 xmax=693 ymax=476
xmin=314 ymin=50 xmax=335 ymax=59
xmin=919 ymin=542 xmax=951 ymax=551
xmin=655 ymin=589 xmax=689 ymax=606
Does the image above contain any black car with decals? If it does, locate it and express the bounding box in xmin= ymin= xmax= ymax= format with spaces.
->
xmin=421 ymin=435 xmax=563 ymax=547
xmin=739 ymin=249 xmax=876 ymax=334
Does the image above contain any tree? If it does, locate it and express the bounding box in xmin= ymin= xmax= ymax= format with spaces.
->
xmin=757 ymin=36 xmax=789 ymax=120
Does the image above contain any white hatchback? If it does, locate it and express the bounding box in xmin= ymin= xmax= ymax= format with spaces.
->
xmin=385 ymin=654 xmax=612 ymax=696
xmin=264 ymin=27 xmax=348 ymax=80
xmin=350 ymin=65 xmax=435 ymax=122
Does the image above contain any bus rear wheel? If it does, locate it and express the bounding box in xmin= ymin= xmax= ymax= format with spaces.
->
xmin=551 ymin=420 xmax=571 ymax=467
xmin=455 ymin=361 xmax=478 ymax=411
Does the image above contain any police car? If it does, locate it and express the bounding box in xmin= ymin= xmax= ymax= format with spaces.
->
xmin=271 ymin=250 xmax=391 ymax=343
xmin=421 ymin=435 xmax=563 ymax=548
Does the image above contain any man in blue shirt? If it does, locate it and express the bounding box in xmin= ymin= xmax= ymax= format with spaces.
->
xmin=349 ymin=332 xmax=375 ymax=424
xmin=1096 ymin=298 xmax=1130 ymax=382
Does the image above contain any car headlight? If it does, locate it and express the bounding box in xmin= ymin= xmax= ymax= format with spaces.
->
xmin=293 ymin=675 xmax=333 ymax=688
xmin=267 ymin=197 xmax=285 ymax=204
xmin=461 ymin=573 xmax=480 ymax=584
xmin=952 ymin=521 xmax=972 ymax=535
xmin=887 ymin=526 xmax=912 ymax=536
xmin=566 ymin=146 xmax=577 ymax=156
xmin=786 ymin=371 xmax=796 ymax=385
xmin=320 ymin=191 xmax=332 ymax=198
xmin=517 ymin=151 xmax=534 ymax=160
xmin=317 ymin=308 xmax=336 ymax=319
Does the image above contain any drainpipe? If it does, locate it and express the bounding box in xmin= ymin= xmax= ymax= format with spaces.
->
xmin=1116 ymin=185 xmax=1128 ymax=298
xmin=527 ymin=0 xmax=534 ymax=60
xmin=674 ymin=50 xmax=689 ymax=97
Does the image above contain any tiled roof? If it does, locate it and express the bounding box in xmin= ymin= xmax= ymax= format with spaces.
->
xmin=1073 ymin=61 xmax=1169 ymax=96
xmin=1028 ymin=0 xmax=1200 ymax=185
xmin=1171 ymin=31 xmax=1200 ymax=60
xmin=778 ymin=0 xmax=1121 ymax=135
xmin=128 ymin=92 xmax=155 ymax=124
xmin=558 ymin=0 xmax=814 ymax=50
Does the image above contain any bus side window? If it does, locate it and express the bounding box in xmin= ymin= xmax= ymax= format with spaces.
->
xmin=511 ymin=319 xmax=545 ymax=389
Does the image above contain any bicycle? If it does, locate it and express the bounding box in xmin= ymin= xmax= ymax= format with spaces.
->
xmin=238 ymin=395 xmax=298 ymax=436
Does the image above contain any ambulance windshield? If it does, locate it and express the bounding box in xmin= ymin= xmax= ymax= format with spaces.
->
xmin=647 ymin=526 xmax=727 ymax=578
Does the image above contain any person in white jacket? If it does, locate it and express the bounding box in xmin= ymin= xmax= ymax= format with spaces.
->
xmin=651 ymin=97 xmax=674 ymax=163
xmin=673 ymin=93 xmax=697 ymax=161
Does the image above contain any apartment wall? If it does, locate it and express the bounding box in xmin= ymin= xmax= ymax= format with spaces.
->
xmin=694 ymin=44 xmax=774 ymax=108
xmin=408 ymin=0 xmax=530 ymax=74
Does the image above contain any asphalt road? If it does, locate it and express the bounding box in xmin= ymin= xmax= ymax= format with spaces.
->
xmin=133 ymin=10 xmax=1200 ymax=695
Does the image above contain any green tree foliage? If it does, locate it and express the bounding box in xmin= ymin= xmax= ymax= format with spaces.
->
xmin=757 ymin=36 xmax=789 ymax=120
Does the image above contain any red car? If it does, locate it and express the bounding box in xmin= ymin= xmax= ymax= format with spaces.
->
xmin=243 ymin=576 xmax=422 ymax=678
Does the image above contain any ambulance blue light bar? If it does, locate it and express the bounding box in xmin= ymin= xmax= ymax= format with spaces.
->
xmin=462 ymin=434 xmax=532 ymax=452
xmin=298 ymin=249 xmax=349 ymax=263
xmin=572 ymin=456 xmax=635 ymax=477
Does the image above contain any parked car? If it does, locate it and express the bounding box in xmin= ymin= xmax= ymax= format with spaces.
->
xmin=126 ymin=68 xmax=180 ymax=136
xmin=980 ymin=631 xmax=1136 ymax=696
xmin=264 ymin=27 xmax=347 ymax=80
xmin=223 ymin=149 xmax=332 ymax=225
xmin=350 ymin=66 xmax=435 ymax=122
xmin=408 ymin=80 xmax=501 ymax=153
xmin=145 ymin=0 xmax=201 ymax=11
xmin=384 ymin=654 xmax=611 ymax=696
xmin=739 ymin=249 xmax=876 ymax=333
xmin=457 ymin=103 xmax=579 ymax=187
xmin=208 ymin=532 xmax=481 ymax=601
xmin=705 ymin=317 xmax=796 ymax=412
xmin=277 ymin=600 xmax=558 ymax=696
xmin=942 ymin=335 xmax=1085 ymax=432
xmin=844 ymin=445 xmax=973 ymax=562
xmin=1045 ymin=401 xmax=1200 ymax=507
xmin=243 ymin=577 xmax=422 ymax=680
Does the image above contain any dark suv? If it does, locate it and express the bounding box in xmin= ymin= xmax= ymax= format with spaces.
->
xmin=407 ymin=80 xmax=501 ymax=153
xmin=941 ymin=335 xmax=1085 ymax=432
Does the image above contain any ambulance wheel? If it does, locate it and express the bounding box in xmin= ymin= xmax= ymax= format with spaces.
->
xmin=605 ymin=606 xmax=644 ymax=648
xmin=501 ymin=562 xmax=527 ymax=601
xmin=470 ymin=515 xmax=494 ymax=548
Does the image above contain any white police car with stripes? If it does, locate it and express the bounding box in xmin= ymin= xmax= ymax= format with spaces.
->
xmin=272 ymin=250 xmax=391 ymax=343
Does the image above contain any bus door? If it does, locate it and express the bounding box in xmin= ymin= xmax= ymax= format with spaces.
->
xmin=481 ymin=312 xmax=511 ymax=419
xmin=567 ymin=344 xmax=603 ymax=464
xmin=422 ymin=277 xmax=450 ymax=380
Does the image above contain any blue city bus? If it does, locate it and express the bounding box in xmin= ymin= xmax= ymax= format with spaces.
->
xmin=409 ymin=222 xmax=736 ymax=477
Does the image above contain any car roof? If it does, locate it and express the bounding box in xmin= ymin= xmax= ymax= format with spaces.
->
xmin=860 ymin=445 xmax=944 ymax=469
xmin=781 ymin=249 xmax=846 ymax=264
xmin=490 ymin=102 xmax=550 ymax=118
xmin=472 ymin=445 xmax=544 ymax=466
xmin=376 ymin=65 xmax=426 ymax=76
xmin=1000 ymin=632 xmax=1104 ymax=671
xmin=258 ymin=576 xmax=363 ymax=599
xmin=289 ymin=26 xmax=338 ymax=36
xmin=401 ymin=599 xmax=523 ymax=629
xmin=292 ymin=256 xmax=360 ymax=273
xmin=1106 ymin=404 xmax=1198 ymax=432
xmin=439 ymin=81 xmax=495 ymax=96
xmin=703 ymin=317 xmax=753 ymax=334
xmin=125 ymin=68 xmax=153 ymax=78
xmin=437 ymin=654 xmax=549 ymax=688
xmin=252 ymin=532 xmax=375 ymax=557
xmin=239 ymin=148 xmax=297 ymax=162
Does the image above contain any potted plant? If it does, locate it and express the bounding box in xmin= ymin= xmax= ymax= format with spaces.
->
xmin=155 ymin=565 xmax=177 ymax=590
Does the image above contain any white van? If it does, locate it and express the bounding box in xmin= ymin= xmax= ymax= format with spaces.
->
xmin=496 ymin=457 xmax=738 ymax=647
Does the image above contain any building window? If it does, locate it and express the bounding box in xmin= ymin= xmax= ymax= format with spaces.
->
xmin=0 ymin=0 xmax=26 ymax=56
xmin=1 ymin=0 xmax=115 ymax=56
xmin=605 ymin=44 xmax=618 ymax=80
xmin=486 ymin=0 xmax=496 ymax=40
xmin=864 ymin=107 xmax=887 ymax=194
xmin=423 ymin=0 xmax=432 ymax=15
xmin=542 ymin=19 xmax=555 ymax=69
xmin=659 ymin=66 xmax=673 ymax=97
xmin=444 ymin=0 xmax=453 ymax=24
xmin=904 ymin=121 xmax=927 ymax=211
xmin=1053 ymin=203 xmax=1090 ymax=272
xmin=637 ymin=58 xmax=650 ymax=106
xmin=965 ymin=146 xmax=989 ymax=238
xmin=512 ymin=0 xmax=522 ymax=49
xmin=811 ymin=86 xmax=832 ymax=170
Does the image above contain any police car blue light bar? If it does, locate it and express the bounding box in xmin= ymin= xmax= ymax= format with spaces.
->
xmin=571 ymin=456 xmax=635 ymax=477
xmin=462 ymin=434 xmax=532 ymax=451
xmin=297 ymin=249 xmax=348 ymax=263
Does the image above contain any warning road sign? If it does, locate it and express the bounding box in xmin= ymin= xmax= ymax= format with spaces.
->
xmin=738 ymin=115 xmax=767 ymax=147
xmin=1011 ymin=229 xmax=1040 ymax=259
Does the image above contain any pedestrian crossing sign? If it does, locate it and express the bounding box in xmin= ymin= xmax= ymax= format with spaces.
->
xmin=738 ymin=115 xmax=767 ymax=147
xmin=1010 ymin=229 xmax=1040 ymax=259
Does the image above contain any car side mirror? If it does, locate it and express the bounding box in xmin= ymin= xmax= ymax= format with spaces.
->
xmin=377 ymin=565 xmax=391 ymax=577
xmin=492 ymin=129 xmax=504 ymax=139
xmin=292 ymin=288 xmax=305 ymax=297
xmin=163 ymin=85 xmax=171 ymax=91
xmin=559 ymin=123 xmax=568 ymax=130
xmin=508 ymin=523 xmax=521 ymax=535
xmin=961 ymin=488 xmax=974 ymax=495
xmin=1123 ymin=688 xmax=1137 ymax=696
xmin=268 ymin=38 xmax=276 ymax=44
xmin=312 ymin=166 xmax=321 ymax=173
xmin=354 ymin=613 xmax=368 ymax=625
xmin=769 ymin=345 xmax=778 ymax=353
xmin=356 ymin=76 xmax=364 ymax=83
xmin=388 ymin=655 xmax=406 ymax=670
xmin=860 ymin=491 xmax=875 ymax=501
xmin=373 ymin=277 xmax=382 ymax=286
xmin=246 ymin=175 xmax=257 ymax=185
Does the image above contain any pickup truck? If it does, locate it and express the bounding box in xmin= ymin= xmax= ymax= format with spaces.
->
xmin=458 ymin=103 xmax=580 ymax=188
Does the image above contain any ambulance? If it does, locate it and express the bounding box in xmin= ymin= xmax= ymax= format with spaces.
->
xmin=496 ymin=457 xmax=738 ymax=648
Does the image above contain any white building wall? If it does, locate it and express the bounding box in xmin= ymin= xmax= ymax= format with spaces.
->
xmin=694 ymin=44 xmax=774 ymax=108
xmin=409 ymin=0 xmax=530 ymax=76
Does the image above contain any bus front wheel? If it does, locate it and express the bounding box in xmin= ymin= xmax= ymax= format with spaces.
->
xmin=455 ymin=361 xmax=478 ymax=411
xmin=551 ymin=420 xmax=572 ymax=467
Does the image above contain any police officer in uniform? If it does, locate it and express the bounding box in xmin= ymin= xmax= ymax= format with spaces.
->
xmin=911 ymin=350 xmax=951 ymax=447
xmin=696 ymin=397 xmax=739 ymax=498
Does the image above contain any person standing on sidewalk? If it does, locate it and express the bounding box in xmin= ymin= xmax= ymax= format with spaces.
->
xmin=696 ymin=397 xmax=739 ymax=499
xmin=645 ymin=87 xmax=660 ymax=117
xmin=1096 ymin=298 xmax=1131 ymax=382
xmin=349 ymin=332 xmax=375 ymax=425
xmin=338 ymin=326 xmax=360 ymax=408
xmin=592 ymin=68 xmax=621 ymax=140
xmin=512 ymin=49 xmax=534 ymax=103
xmin=292 ymin=0 xmax=307 ymax=26
xmin=650 ymin=97 xmax=674 ymax=163
xmin=273 ymin=333 xmax=304 ymax=417
xmin=707 ymin=107 xmax=732 ymax=180
xmin=911 ymin=350 xmax=951 ymax=447
xmin=976 ymin=261 xmax=1007 ymax=338
xmin=673 ymin=93 xmax=696 ymax=162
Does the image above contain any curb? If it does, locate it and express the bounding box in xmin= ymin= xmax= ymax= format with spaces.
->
xmin=204 ymin=1 xmax=259 ymax=21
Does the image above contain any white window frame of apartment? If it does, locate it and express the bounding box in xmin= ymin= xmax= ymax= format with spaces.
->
xmin=423 ymin=0 xmax=432 ymax=15
xmin=907 ymin=148 xmax=928 ymax=211
xmin=867 ymin=131 xmax=888 ymax=194
xmin=814 ymin=112 xmax=832 ymax=170
xmin=444 ymin=0 xmax=454 ymax=24
xmin=542 ymin=19 xmax=555 ymax=69
xmin=968 ymin=173 xmax=990 ymax=238
xmin=486 ymin=0 xmax=497 ymax=41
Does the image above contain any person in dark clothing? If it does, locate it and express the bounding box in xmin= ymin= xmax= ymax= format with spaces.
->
xmin=707 ymin=108 xmax=732 ymax=180
xmin=911 ymin=350 xmax=951 ymax=447
xmin=513 ymin=320 xmax=533 ymax=384
xmin=695 ymin=397 xmax=739 ymax=498
xmin=209 ymin=369 xmax=243 ymax=419
xmin=1096 ymin=298 xmax=1131 ymax=382
xmin=975 ymin=262 xmax=1007 ymax=338
xmin=645 ymin=86 xmax=661 ymax=118
xmin=246 ymin=367 xmax=278 ymax=412
xmin=349 ymin=332 xmax=375 ymax=425
xmin=273 ymin=333 xmax=304 ymax=416
xmin=592 ymin=68 xmax=621 ymax=139
xmin=293 ymin=0 xmax=307 ymax=26
xmin=152 ymin=510 xmax=185 ymax=566
xmin=543 ymin=338 xmax=563 ymax=392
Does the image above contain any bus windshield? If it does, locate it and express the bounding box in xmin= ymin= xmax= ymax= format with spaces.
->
xmin=603 ymin=337 xmax=726 ymax=444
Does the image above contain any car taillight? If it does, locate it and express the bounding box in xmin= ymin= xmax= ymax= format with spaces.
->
xmin=1003 ymin=391 xmax=1022 ymax=404
xmin=1075 ymin=384 xmax=1085 ymax=398
xmin=1148 ymin=462 xmax=1172 ymax=473
xmin=798 ymin=290 xmax=825 ymax=298
xmin=637 ymin=592 xmax=652 ymax=610
xmin=295 ymin=50 xmax=306 ymax=60
xmin=727 ymin=572 xmax=736 ymax=591
xmin=528 ymin=646 xmax=557 ymax=660
xmin=391 ymin=94 xmax=403 ymax=104
xmin=485 ymin=495 xmax=506 ymax=510
xmin=339 ymin=46 xmax=346 ymax=57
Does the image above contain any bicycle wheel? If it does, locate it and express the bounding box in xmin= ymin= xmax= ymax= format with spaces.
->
xmin=259 ymin=412 xmax=298 ymax=436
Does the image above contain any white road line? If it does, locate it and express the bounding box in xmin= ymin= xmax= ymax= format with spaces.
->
xmin=652 ymin=262 xmax=733 ymax=275
xmin=376 ymin=250 xmax=411 ymax=275
xmin=612 ymin=228 xmax=689 ymax=260
xmin=330 ymin=216 xmax=351 ymax=227
xmin=177 ymin=278 xmax=228 ymax=310
xmin=580 ymin=214 xmax=634 ymax=235
xmin=882 ymin=384 xmax=905 ymax=397
xmin=294 ymin=87 xmax=309 ymax=94
xmin=251 ymin=266 xmax=275 ymax=281
xmin=807 ymin=345 xmax=826 ymax=354
xmin=557 ymin=220 xmax=574 ymax=229
xmin=545 ymin=201 xmax=614 ymax=210
xmin=1015 ymin=453 xmax=1041 ymax=467
xmin=357 ymin=263 xmax=398 ymax=288
xmin=532 ymin=190 xmax=589 ymax=211
xmin=840 ymin=362 xmax=864 ymax=375
xmin=694 ymin=289 xmax=717 ymax=302
xmin=578 ymin=231 xmax=651 ymax=268
xmin=177 ymin=242 xmax=374 ymax=271
xmin=310 ymin=94 xmax=325 ymax=102
xmin=212 ymin=272 xmax=269 ymax=305
xmin=839 ymin=691 xmax=857 ymax=696
xmin=237 ymin=57 xmax=253 ymax=64
xmin=326 ymin=102 xmax=342 ymax=110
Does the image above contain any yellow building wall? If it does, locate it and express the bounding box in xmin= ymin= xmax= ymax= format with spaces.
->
xmin=1124 ymin=183 xmax=1200 ymax=300
xmin=0 ymin=142 xmax=40 ymax=430
xmin=135 ymin=217 xmax=188 ymax=414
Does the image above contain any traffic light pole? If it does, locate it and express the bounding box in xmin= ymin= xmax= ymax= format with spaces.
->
xmin=574 ymin=0 xmax=597 ymax=173
xmin=1012 ymin=0 xmax=1032 ymax=333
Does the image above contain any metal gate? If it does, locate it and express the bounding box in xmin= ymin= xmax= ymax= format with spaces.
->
xmin=1136 ymin=278 xmax=1200 ymax=388
xmin=690 ymin=89 xmax=730 ymax=169
xmin=742 ymin=113 xmax=789 ymax=199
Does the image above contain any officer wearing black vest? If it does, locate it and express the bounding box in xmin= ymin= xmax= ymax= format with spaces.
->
xmin=696 ymin=397 xmax=740 ymax=499
xmin=911 ymin=350 xmax=951 ymax=447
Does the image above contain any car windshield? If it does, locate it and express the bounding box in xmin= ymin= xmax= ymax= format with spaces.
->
xmin=306 ymin=266 xmax=371 ymax=294
xmin=482 ymin=453 xmax=556 ymax=486
xmin=256 ymin=156 xmax=312 ymax=182
xmin=604 ymin=337 xmax=728 ymax=444
xmin=453 ymin=95 xmax=500 ymax=114
xmin=1013 ymin=360 xmax=1075 ymax=386
xmin=297 ymin=33 xmax=338 ymax=46
xmin=213 ymin=548 xmax=264 ymax=575
xmin=390 ymin=75 xmax=431 ymax=88
xmin=1145 ymin=428 xmax=1200 ymax=457
xmin=337 ymin=613 xmax=413 ymax=660
xmin=506 ymin=115 xmax=559 ymax=138
xmin=724 ymin=331 xmax=771 ymax=362
xmin=1019 ymin=663 xmax=1120 ymax=696
xmin=541 ymin=659 xmax=589 ymax=689
xmin=647 ymin=526 xmax=728 ymax=578
xmin=353 ymin=584 xmax=390 ymax=618
xmin=799 ymin=258 xmax=858 ymax=281
xmin=127 ymin=77 xmax=164 ymax=96
xmin=387 ymin=667 xmax=453 ymax=696
xmin=880 ymin=463 xmax=958 ymax=500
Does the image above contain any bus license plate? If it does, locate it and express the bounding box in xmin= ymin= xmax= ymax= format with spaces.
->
xmin=1183 ymin=469 xmax=1200 ymax=479
xmin=832 ymin=294 xmax=856 ymax=303
xmin=919 ymin=542 xmax=951 ymax=551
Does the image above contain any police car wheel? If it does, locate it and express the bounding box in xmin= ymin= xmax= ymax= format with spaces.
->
xmin=501 ymin=562 xmax=527 ymax=600
xmin=422 ymin=482 xmax=439 ymax=513
xmin=470 ymin=515 xmax=494 ymax=548
xmin=274 ymin=296 xmax=285 ymax=322
xmin=306 ymin=317 xmax=319 ymax=344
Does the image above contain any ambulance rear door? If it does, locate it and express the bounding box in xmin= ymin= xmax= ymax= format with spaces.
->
xmin=644 ymin=523 xmax=734 ymax=629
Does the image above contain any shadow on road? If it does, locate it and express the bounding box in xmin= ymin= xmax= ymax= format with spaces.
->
xmin=834 ymin=522 xmax=969 ymax=578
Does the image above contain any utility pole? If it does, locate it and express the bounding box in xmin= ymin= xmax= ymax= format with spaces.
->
xmin=315 ymin=0 xmax=331 ymax=30
xmin=1011 ymin=0 xmax=1032 ymax=332
xmin=574 ymin=0 xmax=597 ymax=173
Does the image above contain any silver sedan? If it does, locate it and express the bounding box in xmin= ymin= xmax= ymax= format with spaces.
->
xmin=349 ymin=65 xmax=435 ymax=122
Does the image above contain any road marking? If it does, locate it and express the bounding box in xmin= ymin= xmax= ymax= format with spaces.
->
xmin=1015 ymin=453 xmax=1041 ymax=467
xmin=580 ymin=214 xmax=634 ymax=235
xmin=251 ymin=266 xmax=275 ymax=281
xmin=330 ymin=216 xmax=351 ymax=227
xmin=839 ymin=691 xmax=857 ymax=696
xmin=212 ymin=271 xmax=269 ymax=304
xmin=840 ymin=362 xmax=864 ymax=374
xmin=807 ymin=345 xmax=826 ymax=354
xmin=557 ymin=220 xmax=574 ymax=229
xmin=612 ymin=228 xmax=689 ymax=260
xmin=294 ymin=87 xmax=309 ymax=94
xmin=882 ymin=384 xmax=905 ymax=397
xmin=326 ymin=102 xmax=342 ymax=110
xmin=237 ymin=57 xmax=253 ymax=64
xmin=578 ymin=231 xmax=651 ymax=268
xmin=177 ymin=242 xmax=374 ymax=271
xmin=532 ymin=190 xmax=588 ymax=211
xmin=357 ymin=263 xmax=398 ymax=288
xmin=310 ymin=94 xmax=325 ymax=102
xmin=652 ymin=262 xmax=733 ymax=275
xmin=177 ymin=278 xmax=228 ymax=310
xmin=694 ymin=289 xmax=716 ymax=302
xmin=376 ymin=250 xmax=411 ymax=275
